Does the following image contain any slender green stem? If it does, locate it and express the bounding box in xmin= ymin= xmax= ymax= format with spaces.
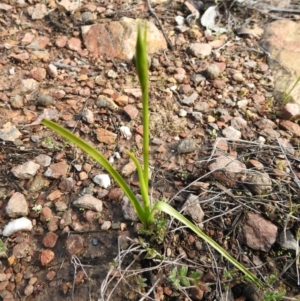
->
xmin=136 ymin=23 xmax=149 ymax=195
xmin=142 ymin=76 xmax=149 ymax=194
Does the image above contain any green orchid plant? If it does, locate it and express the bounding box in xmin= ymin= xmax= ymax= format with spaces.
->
xmin=42 ymin=23 xmax=263 ymax=288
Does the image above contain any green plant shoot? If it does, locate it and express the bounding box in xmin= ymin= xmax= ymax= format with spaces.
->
xmin=42 ymin=23 xmax=263 ymax=288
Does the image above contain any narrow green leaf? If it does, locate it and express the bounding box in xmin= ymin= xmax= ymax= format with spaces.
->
xmin=126 ymin=151 xmax=151 ymax=224
xmin=41 ymin=119 xmax=148 ymax=225
xmin=190 ymin=271 xmax=201 ymax=279
xmin=180 ymin=266 xmax=188 ymax=277
xmin=152 ymin=201 xmax=264 ymax=288
xmin=180 ymin=277 xmax=190 ymax=287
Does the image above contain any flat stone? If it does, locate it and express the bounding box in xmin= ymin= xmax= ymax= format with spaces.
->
xmin=43 ymin=232 xmax=59 ymax=248
xmin=177 ymin=139 xmax=196 ymax=153
xmin=246 ymin=172 xmax=272 ymax=195
xmin=279 ymin=230 xmax=298 ymax=250
xmin=28 ymin=36 xmax=50 ymax=50
xmin=222 ymin=126 xmax=242 ymax=140
xmin=181 ymin=92 xmax=198 ymax=105
xmin=96 ymin=95 xmax=118 ymax=111
xmin=208 ymin=155 xmax=246 ymax=173
xmin=0 ymin=124 xmax=22 ymax=142
xmin=122 ymin=196 xmax=140 ymax=221
xmin=28 ymin=174 xmax=50 ymax=192
xmin=232 ymin=72 xmax=244 ymax=82
xmin=59 ymin=177 xmax=74 ymax=192
xmin=40 ymin=250 xmax=55 ymax=266
xmin=40 ymin=207 xmax=53 ymax=223
xmin=34 ymin=154 xmax=51 ymax=167
xmin=44 ymin=161 xmax=68 ymax=179
xmin=46 ymin=270 xmax=56 ymax=281
xmin=67 ymin=37 xmax=82 ymax=53
xmin=260 ymin=20 xmax=300 ymax=104
xmin=11 ymin=161 xmax=40 ymax=179
xmin=6 ymin=192 xmax=29 ymax=218
xmin=47 ymin=64 xmax=58 ymax=78
xmin=10 ymin=95 xmax=24 ymax=109
xmin=47 ymin=190 xmax=62 ymax=201
xmin=73 ymin=194 xmax=103 ymax=212
xmin=95 ymin=128 xmax=117 ymax=144
xmin=31 ymin=4 xmax=47 ymax=20
xmin=48 ymin=216 xmax=59 ymax=232
xmin=2 ymin=217 xmax=33 ymax=236
xmin=108 ymin=188 xmax=124 ymax=201
xmin=36 ymin=95 xmax=55 ymax=107
xmin=101 ymin=221 xmax=112 ymax=230
xmin=183 ymin=194 xmax=204 ymax=223
xmin=82 ymin=17 xmax=167 ymax=60
xmin=204 ymin=64 xmax=220 ymax=79
xmin=278 ymin=137 xmax=295 ymax=155
xmin=281 ymin=103 xmax=300 ymax=120
xmin=188 ymin=43 xmax=212 ymax=57
xmin=24 ymin=284 xmax=34 ymax=296
xmin=255 ymin=119 xmax=276 ymax=129
xmin=30 ymin=67 xmax=46 ymax=82
xmin=66 ymin=235 xmax=84 ymax=255
xmin=280 ymin=120 xmax=300 ymax=136
xmin=93 ymin=174 xmax=111 ymax=188
xmin=12 ymin=242 xmax=30 ymax=258
xmin=213 ymin=79 xmax=226 ymax=89
xmin=55 ymin=36 xmax=68 ymax=48
xmin=82 ymin=109 xmax=94 ymax=123
xmin=239 ymin=213 xmax=277 ymax=252
xmin=123 ymin=105 xmax=139 ymax=119
xmin=121 ymin=161 xmax=137 ymax=177
xmin=231 ymin=117 xmax=248 ymax=130
xmin=114 ymin=95 xmax=128 ymax=107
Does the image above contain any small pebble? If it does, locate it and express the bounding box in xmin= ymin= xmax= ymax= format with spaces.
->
xmin=36 ymin=95 xmax=55 ymax=107
xmin=81 ymin=11 xmax=95 ymax=24
xmin=177 ymin=139 xmax=196 ymax=153
xmin=92 ymin=238 xmax=99 ymax=246
xmin=31 ymin=135 xmax=40 ymax=143
xmin=232 ymin=72 xmax=244 ymax=82
xmin=178 ymin=109 xmax=187 ymax=117
xmin=205 ymin=64 xmax=220 ymax=79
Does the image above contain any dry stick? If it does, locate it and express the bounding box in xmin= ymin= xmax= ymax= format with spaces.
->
xmin=138 ymin=278 xmax=160 ymax=301
xmin=145 ymin=0 xmax=174 ymax=50
xmin=50 ymin=61 xmax=80 ymax=72
xmin=274 ymin=131 xmax=300 ymax=285
xmin=71 ymin=255 xmax=92 ymax=301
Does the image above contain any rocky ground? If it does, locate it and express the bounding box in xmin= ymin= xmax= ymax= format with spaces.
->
xmin=1 ymin=0 xmax=300 ymax=300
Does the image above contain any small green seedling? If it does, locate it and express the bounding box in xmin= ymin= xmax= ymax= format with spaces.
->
xmin=42 ymin=23 xmax=263 ymax=288
xmin=32 ymin=204 xmax=42 ymax=214
xmin=136 ymin=276 xmax=147 ymax=291
xmin=169 ymin=266 xmax=204 ymax=290
xmin=282 ymin=76 xmax=300 ymax=106
xmin=262 ymin=289 xmax=286 ymax=301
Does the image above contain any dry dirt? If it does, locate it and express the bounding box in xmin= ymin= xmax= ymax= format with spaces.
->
xmin=0 ymin=1 xmax=300 ymax=301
